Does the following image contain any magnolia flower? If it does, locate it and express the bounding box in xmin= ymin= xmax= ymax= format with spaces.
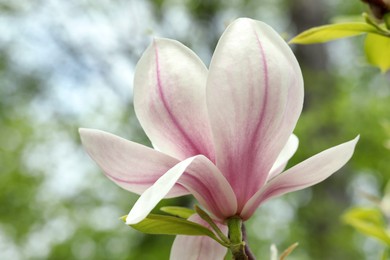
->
xmin=80 ymin=18 xmax=358 ymax=259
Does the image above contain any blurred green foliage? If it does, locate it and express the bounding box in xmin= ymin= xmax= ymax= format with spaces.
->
xmin=342 ymin=181 xmax=390 ymax=258
xmin=0 ymin=0 xmax=389 ymax=259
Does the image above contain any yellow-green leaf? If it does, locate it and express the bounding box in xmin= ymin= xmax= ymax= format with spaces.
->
xmin=159 ymin=206 xmax=195 ymax=219
xmin=122 ymin=214 xmax=228 ymax=246
xmin=342 ymin=207 xmax=390 ymax=245
xmin=364 ymin=33 xmax=390 ymax=72
xmin=290 ymin=23 xmax=378 ymax=44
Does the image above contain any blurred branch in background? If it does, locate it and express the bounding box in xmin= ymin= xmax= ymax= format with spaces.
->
xmin=0 ymin=0 xmax=389 ymax=259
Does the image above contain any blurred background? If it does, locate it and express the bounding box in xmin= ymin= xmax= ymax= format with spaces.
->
xmin=1 ymin=0 xmax=389 ymax=259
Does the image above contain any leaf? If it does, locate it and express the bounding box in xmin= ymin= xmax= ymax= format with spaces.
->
xmin=290 ymin=22 xmax=379 ymax=44
xmin=342 ymin=207 xmax=390 ymax=245
xmin=364 ymin=33 xmax=390 ymax=72
xmin=160 ymin=206 xmax=195 ymax=219
xmin=123 ymin=214 xmax=228 ymax=246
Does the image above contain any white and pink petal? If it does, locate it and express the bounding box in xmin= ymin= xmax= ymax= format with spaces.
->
xmin=170 ymin=215 xmax=228 ymax=260
xmin=134 ymin=38 xmax=214 ymax=161
xmin=126 ymin=156 xmax=197 ymax=225
xmin=240 ymin=136 xmax=359 ymax=220
xmin=126 ymin=155 xmax=237 ymax=225
xmin=268 ymin=134 xmax=299 ymax=179
xmin=206 ymin=18 xmax=304 ymax=208
xmin=178 ymin=156 xmax=237 ymax=220
xmin=79 ymin=128 xmax=188 ymax=198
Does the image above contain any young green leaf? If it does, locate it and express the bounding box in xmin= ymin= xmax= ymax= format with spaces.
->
xmin=290 ymin=23 xmax=379 ymax=44
xmin=342 ymin=207 xmax=390 ymax=245
xmin=160 ymin=206 xmax=195 ymax=219
xmin=364 ymin=33 xmax=390 ymax=72
xmin=123 ymin=214 xmax=229 ymax=246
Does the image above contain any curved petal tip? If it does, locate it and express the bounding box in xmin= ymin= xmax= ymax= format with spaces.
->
xmin=126 ymin=156 xmax=197 ymax=225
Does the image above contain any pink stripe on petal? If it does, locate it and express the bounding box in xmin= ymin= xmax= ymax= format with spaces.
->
xmin=79 ymin=128 xmax=188 ymax=198
xmin=154 ymin=44 xmax=203 ymax=157
xmin=134 ymin=38 xmax=215 ymax=161
xmin=240 ymin=136 xmax=359 ymax=220
xmin=170 ymin=215 xmax=228 ymax=260
xmin=206 ymin=18 xmax=304 ymax=209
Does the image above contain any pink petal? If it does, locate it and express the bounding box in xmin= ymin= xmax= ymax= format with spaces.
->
xmin=125 ymin=154 xmax=237 ymax=223
xmin=126 ymin=156 xmax=197 ymax=224
xmin=206 ymin=18 xmax=304 ymax=208
xmin=170 ymin=215 xmax=228 ymax=260
xmin=79 ymin=128 xmax=188 ymax=198
xmin=268 ymin=134 xmax=299 ymax=179
xmin=240 ymin=136 xmax=359 ymax=220
xmin=134 ymin=38 xmax=214 ymax=161
xmin=178 ymin=156 xmax=237 ymax=220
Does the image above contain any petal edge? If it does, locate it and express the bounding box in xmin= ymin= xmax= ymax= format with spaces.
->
xmin=241 ymin=136 xmax=359 ymax=219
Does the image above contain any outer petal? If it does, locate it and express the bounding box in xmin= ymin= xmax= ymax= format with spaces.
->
xmin=134 ymin=38 xmax=214 ymax=161
xmin=240 ymin=136 xmax=359 ymax=220
xmin=268 ymin=134 xmax=299 ymax=179
xmin=170 ymin=215 xmax=228 ymax=260
xmin=126 ymin=155 xmax=237 ymax=224
xmin=206 ymin=18 xmax=304 ymax=208
xmin=178 ymin=156 xmax=237 ymax=220
xmin=79 ymin=128 xmax=188 ymax=198
xmin=126 ymin=156 xmax=197 ymax=224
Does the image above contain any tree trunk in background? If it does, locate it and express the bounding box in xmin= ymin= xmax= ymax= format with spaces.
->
xmin=289 ymin=0 xmax=328 ymax=70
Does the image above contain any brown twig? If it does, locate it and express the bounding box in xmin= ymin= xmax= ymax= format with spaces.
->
xmin=241 ymin=223 xmax=256 ymax=260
